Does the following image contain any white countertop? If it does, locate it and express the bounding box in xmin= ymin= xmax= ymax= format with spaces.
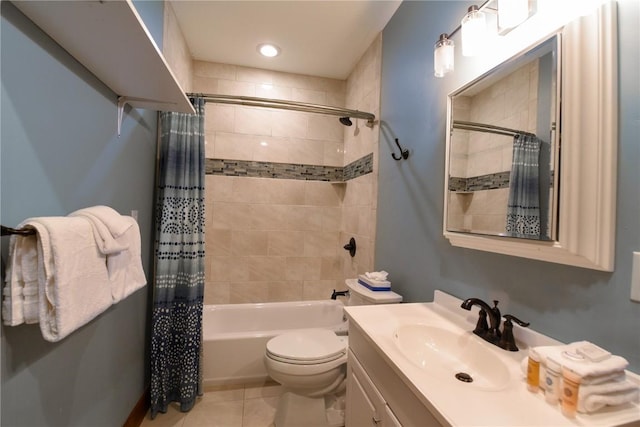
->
xmin=344 ymin=290 xmax=640 ymax=426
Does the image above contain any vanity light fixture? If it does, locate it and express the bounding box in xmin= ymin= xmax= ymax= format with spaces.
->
xmin=433 ymin=0 xmax=535 ymax=77
xmin=434 ymin=34 xmax=455 ymax=77
xmin=461 ymin=5 xmax=487 ymax=57
xmin=497 ymin=0 xmax=530 ymax=33
xmin=257 ymin=43 xmax=281 ymax=58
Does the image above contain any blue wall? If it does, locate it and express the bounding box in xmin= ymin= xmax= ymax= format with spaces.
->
xmin=0 ymin=1 xmax=163 ymax=424
xmin=377 ymin=0 xmax=640 ymax=372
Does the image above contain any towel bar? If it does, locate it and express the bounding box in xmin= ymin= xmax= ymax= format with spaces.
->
xmin=1 ymin=225 xmax=36 ymax=237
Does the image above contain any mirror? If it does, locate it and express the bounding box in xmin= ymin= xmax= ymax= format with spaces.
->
xmin=443 ymin=2 xmax=617 ymax=271
xmin=446 ymin=35 xmax=559 ymax=241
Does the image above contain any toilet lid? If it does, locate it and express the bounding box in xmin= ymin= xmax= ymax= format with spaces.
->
xmin=266 ymin=329 xmax=346 ymax=362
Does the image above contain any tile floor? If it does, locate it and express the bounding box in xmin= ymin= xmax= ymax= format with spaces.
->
xmin=140 ymin=381 xmax=283 ymax=427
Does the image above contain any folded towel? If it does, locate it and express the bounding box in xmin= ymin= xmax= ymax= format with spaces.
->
xmin=22 ymin=217 xmax=113 ymax=342
xmin=2 ymin=210 xmax=147 ymax=341
xmin=364 ymin=271 xmax=389 ymax=281
xmin=519 ymin=357 xmax=639 ymax=413
xmin=578 ymin=379 xmax=639 ymax=413
xmin=69 ymin=206 xmax=132 ymax=254
xmin=20 ymin=235 xmax=39 ymax=324
xmin=22 ymin=284 xmax=39 ymax=324
xmin=2 ymin=230 xmax=38 ymax=326
xmin=69 ymin=205 xmax=132 ymax=237
xmin=104 ymin=216 xmax=146 ymax=303
xmin=520 ymin=357 xmax=628 ymax=391
xmin=533 ymin=342 xmax=628 ymax=378
xmin=3 ymin=235 xmax=22 ymax=325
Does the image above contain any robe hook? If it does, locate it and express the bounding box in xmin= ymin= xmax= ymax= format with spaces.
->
xmin=391 ymin=138 xmax=409 ymax=161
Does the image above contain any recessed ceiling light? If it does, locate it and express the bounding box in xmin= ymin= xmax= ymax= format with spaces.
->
xmin=257 ymin=43 xmax=281 ymax=58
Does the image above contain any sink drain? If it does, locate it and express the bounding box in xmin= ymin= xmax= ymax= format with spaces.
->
xmin=455 ymin=372 xmax=473 ymax=383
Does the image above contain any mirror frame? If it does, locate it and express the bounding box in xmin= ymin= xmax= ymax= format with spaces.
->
xmin=443 ymin=2 xmax=617 ymax=271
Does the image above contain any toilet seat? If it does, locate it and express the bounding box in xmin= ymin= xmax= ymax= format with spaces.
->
xmin=266 ymin=329 xmax=347 ymax=365
xmin=267 ymin=351 xmax=345 ymax=365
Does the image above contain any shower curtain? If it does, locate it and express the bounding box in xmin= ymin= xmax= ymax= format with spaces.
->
xmin=506 ymin=133 xmax=542 ymax=239
xmin=150 ymin=97 xmax=206 ymax=418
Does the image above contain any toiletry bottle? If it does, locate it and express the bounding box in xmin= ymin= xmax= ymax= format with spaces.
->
xmin=561 ymin=367 xmax=581 ymax=418
xmin=544 ymin=358 xmax=561 ymax=405
xmin=527 ymin=348 xmax=540 ymax=392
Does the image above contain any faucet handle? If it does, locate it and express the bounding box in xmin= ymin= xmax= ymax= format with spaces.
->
xmin=498 ymin=314 xmax=530 ymax=351
xmin=503 ymin=314 xmax=530 ymax=327
xmin=473 ymin=309 xmax=489 ymax=336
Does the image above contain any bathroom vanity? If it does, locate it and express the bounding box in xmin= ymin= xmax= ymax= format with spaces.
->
xmin=344 ymin=291 xmax=640 ymax=426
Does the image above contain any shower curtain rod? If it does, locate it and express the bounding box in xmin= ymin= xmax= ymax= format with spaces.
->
xmin=187 ymin=93 xmax=376 ymax=127
xmin=452 ymin=120 xmax=534 ymax=137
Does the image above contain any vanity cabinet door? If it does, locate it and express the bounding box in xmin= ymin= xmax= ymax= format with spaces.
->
xmin=347 ymin=350 xmax=385 ymax=426
xmin=346 ymin=367 xmax=381 ymax=426
xmin=383 ymin=405 xmax=402 ymax=427
xmin=347 ymin=349 xmax=402 ymax=427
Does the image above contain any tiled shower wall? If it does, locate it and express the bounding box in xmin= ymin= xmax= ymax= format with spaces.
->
xmin=341 ymin=35 xmax=381 ymax=284
xmin=447 ymin=60 xmax=538 ymax=234
xmin=190 ymin=35 xmax=381 ymax=304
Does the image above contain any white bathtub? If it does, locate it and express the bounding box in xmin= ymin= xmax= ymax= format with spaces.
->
xmin=202 ymin=299 xmax=348 ymax=386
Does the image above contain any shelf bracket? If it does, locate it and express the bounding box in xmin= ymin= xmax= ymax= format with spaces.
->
xmin=117 ymin=96 xmax=182 ymax=137
xmin=117 ymin=96 xmax=128 ymax=138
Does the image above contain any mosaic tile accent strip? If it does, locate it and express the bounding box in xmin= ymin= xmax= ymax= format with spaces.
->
xmin=466 ymin=171 xmax=511 ymax=191
xmin=205 ymin=154 xmax=372 ymax=182
xmin=448 ymin=172 xmax=510 ymax=192
xmin=343 ymin=153 xmax=373 ymax=181
xmin=448 ymin=177 xmax=468 ymax=192
xmin=449 ymin=170 xmax=554 ymax=192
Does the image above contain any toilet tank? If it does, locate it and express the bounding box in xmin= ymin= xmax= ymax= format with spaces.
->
xmin=345 ymin=279 xmax=402 ymax=306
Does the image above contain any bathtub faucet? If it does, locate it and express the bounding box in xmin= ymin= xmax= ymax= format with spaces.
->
xmin=331 ymin=289 xmax=349 ymax=300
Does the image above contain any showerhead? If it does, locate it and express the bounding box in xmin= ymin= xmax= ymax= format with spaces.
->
xmin=339 ymin=117 xmax=353 ymax=126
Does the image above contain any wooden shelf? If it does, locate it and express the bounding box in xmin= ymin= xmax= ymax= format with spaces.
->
xmin=14 ymin=0 xmax=195 ymax=121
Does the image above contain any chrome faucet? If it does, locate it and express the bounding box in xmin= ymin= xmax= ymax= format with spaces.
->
xmin=460 ymin=298 xmax=502 ymax=344
xmin=460 ymin=298 xmax=530 ymax=351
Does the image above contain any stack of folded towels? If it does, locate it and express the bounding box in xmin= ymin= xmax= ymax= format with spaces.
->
xmin=2 ymin=206 xmax=146 ymax=342
xmin=526 ymin=341 xmax=639 ymax=414
xmin=358 ymin=271 xmax=392 ymax=291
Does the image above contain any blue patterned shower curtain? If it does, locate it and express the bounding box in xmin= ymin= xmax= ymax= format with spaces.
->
xmin=150 ymin=97 xmax=205 ymax=418
xmin=506 ymin=133 xmax=542 ymax=239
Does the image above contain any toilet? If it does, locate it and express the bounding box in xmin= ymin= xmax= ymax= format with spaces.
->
xmin=264 ymin=278 xmax=402 ymax=427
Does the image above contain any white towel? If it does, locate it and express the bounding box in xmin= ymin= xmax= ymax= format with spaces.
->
xmin=578 ymin=379 xmax=639 ymax=413
xmin=20 ymin=235 xmax=40 ymax=324
xmin=69 ymin=206 xmax=132 ymax=254
xmin=3 ymin=234 xmax=25 ymax=325
xmin=365 ymin=271 xmax=389 ymax=281
xmin=533 ymin=341 xmax=628 ymax=378
xmin=22 ymin=217 xmax=113 ymax=342
xmin=2 ymin=228 xmax=39 ymax=326
xmin=520 ymin=357 xmax=628 ymax=390
xmin=519 ymin=356 xmax=639 ymax=413
xmin=104 ymin=216 xmax=146 ymax=303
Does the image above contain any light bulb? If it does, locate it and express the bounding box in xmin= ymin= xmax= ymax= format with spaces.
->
xmin=498 ymin=0 xmax=530 ymax=33
xmin=434 ymin=34 xmax=455 ymax=78
xmin=257 ymin=44 xmax=280 ymax=58
xmin=461 ymin=6 xmax=487 ymax=57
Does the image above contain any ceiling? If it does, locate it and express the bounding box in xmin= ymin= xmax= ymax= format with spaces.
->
xmin=168 ymin=1 xmax=402 ymax=81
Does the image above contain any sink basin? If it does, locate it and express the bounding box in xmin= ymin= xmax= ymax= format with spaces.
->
xmin=394 ymin=324 xmax=511 ymax=391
